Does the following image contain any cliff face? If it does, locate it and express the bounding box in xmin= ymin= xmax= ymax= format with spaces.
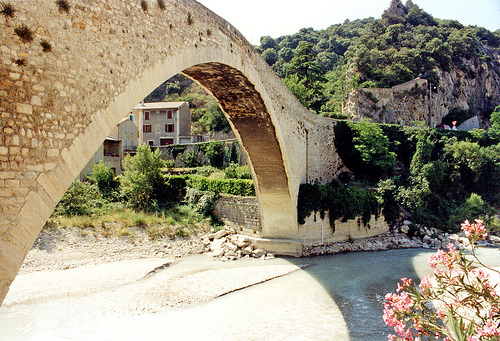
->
xmin=344 ymin=50 xmax=500 ymax=127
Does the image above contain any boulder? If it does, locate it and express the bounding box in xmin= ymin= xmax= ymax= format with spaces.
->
xmin=252 ymin=249 xmax=266 ymax=258
xmin=241 ymin=245 xmax=253 ymax=256
xmin=213 ymin=229 xmax=229 ymax=240
xmin=210 ymin=237 xmax=226 ymax=252
xmin=223 ymin=242 xmax=238 ymax=253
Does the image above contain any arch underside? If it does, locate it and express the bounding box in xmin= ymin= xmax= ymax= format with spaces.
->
xmin=183 ymin=63 xmax=294 ymax=236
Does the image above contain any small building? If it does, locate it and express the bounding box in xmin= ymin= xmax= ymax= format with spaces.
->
xmin=79 ymin=117 xmax=138 ymax=180
xmin=132 ymin=101 xmax=192 ymax=147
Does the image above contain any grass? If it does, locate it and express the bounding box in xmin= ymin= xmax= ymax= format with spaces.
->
xmin=49 ymin=204 xmax=211 ymax=240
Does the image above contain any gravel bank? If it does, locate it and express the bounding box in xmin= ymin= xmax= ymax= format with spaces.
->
xmin=19 ymin=226 xmax=206 ymax=275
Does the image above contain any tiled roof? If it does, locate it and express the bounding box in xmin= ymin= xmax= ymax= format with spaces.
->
xmin=133 ymin=101 xmax=187 ymax=110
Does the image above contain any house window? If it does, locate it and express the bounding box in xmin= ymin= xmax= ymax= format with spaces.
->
xmin=124 ymin=140 xmax=128 ymax=149
xmin=160 ymin=138 xmax=174 ymax=146
xmin=165 ymin=124 xmax=174 ymax=133
xmin=124 ymin=125 xmax=128 ymax=134
xmin=148 ymin=140 xmax=155 ymax=146
xmin=144 ymin=111 xmax=150 ymax=120
xmin=167 ymin=110 xmax=173 ymax=119
xmin=159 ymin=110 xmax=166 ymax=116
xmin=129 ymin=114 xmax=134 ymax=122
xmin=130 ymin=126 xmax=133 ymax=134
xmin=94 ymin=153 xmax=99 ymax=163
xmin=143 ymin=124 xmax=152 ymax=133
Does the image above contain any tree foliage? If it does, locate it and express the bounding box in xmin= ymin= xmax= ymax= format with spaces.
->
xmin=87 ymin=162 xmax=119 ymax=200
xmin=120 ymin=144 xmax=167 ymax=210
xmin=255 ymin=6 xmax=498 ymax=115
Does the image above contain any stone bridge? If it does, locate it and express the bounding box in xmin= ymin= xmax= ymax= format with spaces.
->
xmin=0 ymin=0 xmax=341 ymax=304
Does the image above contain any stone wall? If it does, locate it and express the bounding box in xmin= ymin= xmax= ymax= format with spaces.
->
xmin=343 ymin=78 xmax=430 ymax=125
xmin=212 ymin=195 xmax=261 ymax=236
xmin=344 ymin=54 xmax=500 ymax=128
xmin=298 ymin=211 xmax=390 ymax=246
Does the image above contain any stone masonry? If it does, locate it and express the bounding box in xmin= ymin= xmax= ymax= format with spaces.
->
xmin=0 ymin=0 xmax=345 ymax=304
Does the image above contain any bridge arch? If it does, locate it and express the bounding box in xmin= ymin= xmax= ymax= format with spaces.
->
xmin=0 ymin=0 xmax=339 ymax=304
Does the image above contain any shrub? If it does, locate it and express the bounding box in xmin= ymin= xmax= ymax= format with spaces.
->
xmin=198 ymin=140 xmax=224 ymax=167
xmin=187 ymin=175 xmax=255 ymax=196
xmin=120 ymin=144 xmax=167 ymax=210
xmin=180 ymin=150 xmax=200 ymax=167
xmin=165 ymin=175 xmax=188 ymax=201
xmin=297 ymin=179 xmax=381 ymax=230
xmin=224 ymin=163 xmax=252 ymax=179
xmin=40 ymin=40 xmax=52 ymax=52
xmin=184 ymin=187 xmax=219 ymax=216
xmin=384 ymin=220 xmax=500 ymax=341
xmin=54 ymin=181 xmax=106 ymax=216
xmin=88 ymin=162 xmax=119 ymax=200
xmin=157 ymin=0 xmax=165 ymax=10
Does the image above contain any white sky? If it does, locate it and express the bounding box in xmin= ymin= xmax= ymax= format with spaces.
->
xmin=197 ymin=0 xmax=500 ymax=45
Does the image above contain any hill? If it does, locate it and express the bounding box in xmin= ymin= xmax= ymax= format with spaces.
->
xmin=256 ymin=0 xmax=500 ymax=127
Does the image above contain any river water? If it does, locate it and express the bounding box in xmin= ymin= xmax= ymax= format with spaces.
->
xmin=1 ymin=247 xmax=500 ymax=341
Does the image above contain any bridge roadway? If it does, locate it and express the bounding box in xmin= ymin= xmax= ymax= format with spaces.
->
xmin=0 ymin=0 xmax=340 ymax=304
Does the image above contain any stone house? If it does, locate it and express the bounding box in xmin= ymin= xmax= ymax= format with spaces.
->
xmin=132 ymin=102 xmax=192 ymax=146
xmin=79 ymin=117 xmax=138 ymax=180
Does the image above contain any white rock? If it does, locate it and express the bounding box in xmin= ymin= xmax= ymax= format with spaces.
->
xmin=252 ymin=249 xmax=266 ymax=258
xmin=241 ymin=245 xmax=253 ymax=255
xmin=210 ymin=237 xmax=226 ymax=252
xmin=213 ymin=229 xmax=229 ymax=240
xmin=223 ymin=242 xmax=238 ymax=253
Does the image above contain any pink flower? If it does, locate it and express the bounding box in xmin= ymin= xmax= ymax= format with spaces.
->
xmin=477 ymin=321 xmax=500 ymax=337
xmin=461 ymin=219 xmax=488 ymax=240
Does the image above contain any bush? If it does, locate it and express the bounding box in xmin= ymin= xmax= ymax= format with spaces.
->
xmin=187 ymin=175 xmax=255 ymax=196
xmin=224 ymin=163 xmax=252 ymax=179
xmin=87 ymin=162 xmax=119 ymax=200
xmin=54 ymin=181 xmax=106 ymax=216
xmin=120 ymin=144 xmax=167 ymax=210
xmin=183 ymin=187 xmax=219 ymax=215
xmin=297 ymin=179 xmax=382 ymax=230
xmin=198 ymin=140 xmax=224 ymax=167
xmin=164 ymin=175 xmax=188 ymax=201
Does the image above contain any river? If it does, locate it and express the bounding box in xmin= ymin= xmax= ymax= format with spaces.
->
xmin=1 ymin=247 xmax=500 ymax=341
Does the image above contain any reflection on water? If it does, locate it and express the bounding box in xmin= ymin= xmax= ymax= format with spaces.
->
xmin=1 ymin=248 xmax=499 ymax=341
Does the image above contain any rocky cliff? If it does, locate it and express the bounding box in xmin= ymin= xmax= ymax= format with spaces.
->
xmin=344 ymin=1 xmax=500 ymax=128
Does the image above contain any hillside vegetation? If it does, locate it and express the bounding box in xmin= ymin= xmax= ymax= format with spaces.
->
xmin=255 ymin=0 xmax=500 ymax=117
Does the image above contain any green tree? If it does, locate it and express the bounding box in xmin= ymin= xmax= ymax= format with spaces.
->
xmin=198 ymin=100 xmax=230 ymax=133
xmin=87 ymin=162 xmax=118 ymax=199
xmin=54 ymin=181 xmax=105 ymax=216
xmin=120 ymin=144 xmax=167 ymax=210
xmin=261 ymin=48 xmax=278 ymax=66
xmin=203 ymin=140 xmax=224 ymax=167
xmin=489 ymin=105 xmax=500 ymax=136
xmin=286 ymin=41 xmax=327 ymax=112
xmin=350 ymin=119 xmax=396 ymax=177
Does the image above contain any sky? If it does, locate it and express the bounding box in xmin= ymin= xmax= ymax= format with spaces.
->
xmin=197 ymin=0 xmax=500 ymax=45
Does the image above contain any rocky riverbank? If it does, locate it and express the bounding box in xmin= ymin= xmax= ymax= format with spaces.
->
xmin=21 ymin=220 xmax=500 ymax=275
xmin=302 ymin=220 xmax=500 ymax=257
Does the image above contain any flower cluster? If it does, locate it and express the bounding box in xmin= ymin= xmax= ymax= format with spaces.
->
xmin=383 ymin=220 xmax=500 ymax=341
